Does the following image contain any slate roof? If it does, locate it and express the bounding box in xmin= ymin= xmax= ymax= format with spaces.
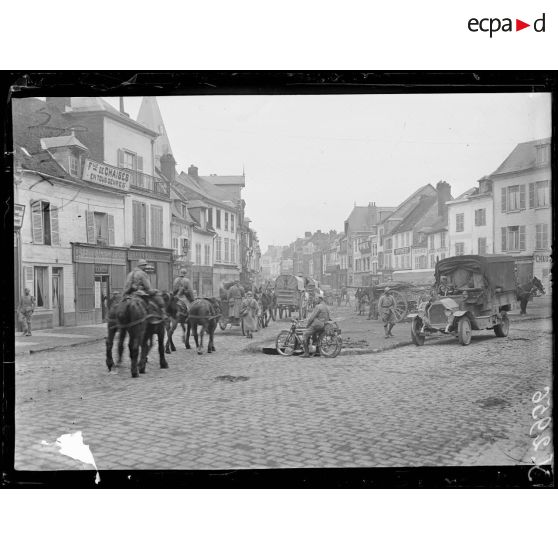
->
xmin=202 ymin=175 xmax=245 ymax=186
xmin=389 ymin=195 xmax=437 ymax=235
xmin=40 ymin=135 xmax=88 ymax=151
xmin=381 ymin=184 xmax=436 ymax=225
xmin=176 ymin=171 xmax=237 ymax=209
xmin=490 ymin=138 xmax=551 ymax=176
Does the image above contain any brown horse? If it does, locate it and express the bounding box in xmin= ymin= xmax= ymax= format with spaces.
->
xmin=111 ymin=292 xmax=168 ymax=377
xmin=186 ymin=298 xmax=221 ymax=354
xmin=162 ymin=290 xmax=193 ymax=353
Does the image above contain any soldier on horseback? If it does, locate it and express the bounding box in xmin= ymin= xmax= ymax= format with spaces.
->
xmin=124 ymin=259 xmax=165 ymax=319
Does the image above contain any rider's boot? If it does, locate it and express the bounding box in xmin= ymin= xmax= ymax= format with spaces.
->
xmin=384 ymin=324 xmax=389 ymax=338
xmin=302 ymin=339 xmax=311 ymax=358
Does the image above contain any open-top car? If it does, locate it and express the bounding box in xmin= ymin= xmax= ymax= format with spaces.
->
xmin=408 ymin=255 xmax=516 ymax=346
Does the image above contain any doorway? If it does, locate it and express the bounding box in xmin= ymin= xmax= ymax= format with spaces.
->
xmin=52 ymin=267 xmax=64 ymax=326
xmin=94 ymin=275 xmax=110 ymax=322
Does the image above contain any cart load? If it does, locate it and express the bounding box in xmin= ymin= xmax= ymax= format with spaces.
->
xmin=275 ymin=274 xmax=305 ymax=319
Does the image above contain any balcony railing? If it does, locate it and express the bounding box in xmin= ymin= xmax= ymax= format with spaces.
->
xmin=128 ymin=169 xmax=169 ymax=198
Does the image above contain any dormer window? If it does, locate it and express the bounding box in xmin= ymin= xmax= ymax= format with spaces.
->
xmin=69 ymin=154 xmax=80 ymax=176
xmin=536 ymin=143 xmax=550 ymax=165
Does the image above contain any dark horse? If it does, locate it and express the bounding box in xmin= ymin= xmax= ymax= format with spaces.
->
xmin=186 ymin=298 xmax=222 ymax=354
xmin=516 ymin=276 xmax=545 ymax=315
xmin=106 ymin=292 xmax=127 ymax=370
xmin=162 ymin=290 xmax=194 ymax=353
xmin=106 ymin=292 xmax=168 ymax=377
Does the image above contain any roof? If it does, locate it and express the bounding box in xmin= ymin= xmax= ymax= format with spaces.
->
xmin=136 ymin=97 xmax=174 ymax=157
xmin=187 ymin=199 xmax=210 ymax=209
xmin=419 ymin=215 xmax=448 ymax=234
xmin=382 ymin=184 xmax=437 ymax=225
xmin=40 ymin=135 xmax=88 ymax=151
xmin=490 ymin=138 xmax=551 ymax=176
xmin=67 ymin=97 xmax=158 ymax=137
xmin=202 ymin=175 xmax=245 ymax=186
xmin=176 ymin=171 xmax=238 ymax=209
xmin=389 ymin=195 xmax=437 ymax=235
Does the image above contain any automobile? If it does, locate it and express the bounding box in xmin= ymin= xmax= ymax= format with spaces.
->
xmin=407 ymin=255 xmax=516 ymax=346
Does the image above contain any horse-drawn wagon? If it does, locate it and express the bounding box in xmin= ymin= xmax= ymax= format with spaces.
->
xmin=408 ymin=255 xmax=517 ymax=346
xmin=274 ymin=274 xmax=306 ymax=319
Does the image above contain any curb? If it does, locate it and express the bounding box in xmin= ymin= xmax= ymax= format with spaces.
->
xmin=17 ymin=335 xmax=107 ymax=357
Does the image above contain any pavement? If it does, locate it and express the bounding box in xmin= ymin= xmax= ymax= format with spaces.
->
xmin=12 ymin=294 xmax=552 ymax=357
xmin=13 ymin=314 xmax=553 ymax=472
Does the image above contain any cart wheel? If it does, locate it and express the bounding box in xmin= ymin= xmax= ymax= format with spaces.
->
xmin=318 ymin=332 xmax=342 ymax=358
xmin=410 ymin=317 xmax=425 ymax=346
xmin=391 ymin=291 xmax=408 ymax=322
xmin=494 ymin=314 xmax=509 ymax=337
xmin=457 ymin=316 xmax=472 ymax=345
xmin=276 ymin=330 xmax=296 ymax=356
xmin=219 ymin=319 xmax=227 ymax=331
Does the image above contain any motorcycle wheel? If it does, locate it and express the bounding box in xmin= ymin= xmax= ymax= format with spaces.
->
xmin=276 ymin=330 xmax=297 ymax=356
xmin=318 ymin=332 xmax=342 ymax=358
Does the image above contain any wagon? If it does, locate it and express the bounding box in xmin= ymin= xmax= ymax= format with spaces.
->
xmin=274 ymin=274 xmax=306 ymax=319
xmin=407 ymin=255 xmax=516 ymax=346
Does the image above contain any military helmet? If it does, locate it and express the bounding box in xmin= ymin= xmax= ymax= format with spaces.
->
xmin=137 ymin=259 xmax=148 ymax=267
xmin=179 ymin=267 xmax=188 ymax=275
xmin=384 ymin=287 xmax=390 ymax=293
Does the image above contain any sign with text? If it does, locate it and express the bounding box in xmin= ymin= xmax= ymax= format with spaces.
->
xmin=14 ymin=204 xmax=25 ymax=229
xmin=82 ymin=159 xmax=131 ymax=190
xmin=394 ymin=247 xmax=411 ymax=255
xmin=73 ymin=244 xmax=127 ymax=265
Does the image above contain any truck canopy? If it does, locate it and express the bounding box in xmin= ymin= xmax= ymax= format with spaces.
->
xmin=435 ymin=255 xmax=516 ymax=293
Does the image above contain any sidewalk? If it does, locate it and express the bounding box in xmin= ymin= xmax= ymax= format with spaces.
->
xmin=14 ymin=323 xmax=108 ymax=356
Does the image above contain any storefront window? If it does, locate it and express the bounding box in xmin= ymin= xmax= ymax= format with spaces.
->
xmin=34 ymin=266 xmax=48 ymax=308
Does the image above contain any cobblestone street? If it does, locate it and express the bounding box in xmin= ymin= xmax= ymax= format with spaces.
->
xmin=14 ymin=311 xmax=552 ymax=471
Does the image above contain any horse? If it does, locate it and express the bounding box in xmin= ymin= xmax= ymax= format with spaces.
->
xmin=162 ymin=290 xmax=193 ymax=353
xmin=516 ymin=276 xmax=545 ymax=315
xmin=106 ymin=292 xmax=127 ymax=371
xmin=112 ymin=292 xmax=168 ymax=377
xmin=259 ymin=290 xmax=274 ymax=327
xmin=355 ymin=288 xmax=369 ymax=315
xmin=186 ymin=298 xmax=221 ymax=355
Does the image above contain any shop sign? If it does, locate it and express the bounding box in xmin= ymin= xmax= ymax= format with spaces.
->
xmin=82 ymin=159 xmax=131 ymax=191
xmin=73 ymin=244 xmax=127 ymax=265
xmin=128 ymin=249 xmax=172 ymax=262
xmin=534 ymin=253 xmax=551 ymax=264
xmin=94 ymin=264 xmax=109 ymax=274
xmin=413 ymin=248 xmax=427 ymax=254
xmin=14 ymin=204 xmax=25 ymax=230
xmin=394 ymin=247 xmax=410 ymax=255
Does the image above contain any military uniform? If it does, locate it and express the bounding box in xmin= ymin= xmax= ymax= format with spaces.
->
xmin=379 ymin=291 xmax=396 ymax=337
xmin=18 ymin=292 xmax=36 ymax=335
xmin=124 ymin=266 xmax=152 ymax=295
xmin=227 ymin=283 xmax=243 ymax=319
xmin=302 ymin=299 xmax=330 ymax=357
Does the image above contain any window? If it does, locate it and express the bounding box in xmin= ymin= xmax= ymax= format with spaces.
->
xmin=69 ymin=154 xmax=79 ymax=176
xmin=501 ymin=225 xmax=525 ymax=252
xmin=455 ymin=242 xmax=465 ymax=256
xmin=536 ymin=224 xmax=549 ymax=250
xmin=535 ymin=143 xmax=550 ymax=165
xmin=231 ymin=214 xmax=235 ymax=232
xmin=172 ymin=237 xmax=178 ymax=255
xmin=204 ymin=244 xmax=210 ymax=266
xmin=225 ymin=212 xmax=229 ymax=231
xmin=503 ymin=185 xmax=526 ymax=212
xmin=216 ymin=209 xmax=221 ymax=229
xmin=231 ymin=241 xmax=235 ymax=264
xmin=224 ymin=238 xmax=230 ymax=263
xmin=195 ymin=243 xmax=201 ymax=265
xmin=478 ymin=237 xmax=487 ymax=255
xmin=456 ymin=213 xmax=464 ymax=232
xmin=150 ymin=205 xmax=163 ymax=247
xmin=132 ymin=201 xmax=147 ymax=245
xmin=385 ymin=238 xmax=392 ymax=250
xmin=34 ymin=266 xmax=48 ymax=308
xmin=430 ymin=254 xmax=436 ymax=268
xmin=475 ymin=208 xmax=486 ymax=226
xmin=428 ymin=235 xmax=434 ymax=250
xmin=440 ymin=231 xmax=446 ymax=248
xmin=118 ymin=149 xmax=143 ymax=186
xmin=94 ymin=212 xmax=108 ymax=242
xmin=530 ymin=181 xmax=550 ymax=208
xmin=215 ymin=237 xmax=222 ymax=262
xmin=405 ymin=232 xmax=410 ymax=246
xmin=31 ymin=200 xmax=59 ymax=245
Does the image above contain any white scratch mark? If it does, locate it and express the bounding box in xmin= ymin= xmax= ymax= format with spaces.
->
xmin=42 ymin=431 xmax=100 ymax=484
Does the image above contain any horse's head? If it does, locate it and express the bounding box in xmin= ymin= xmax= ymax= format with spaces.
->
xmin=532 ymin=276 xmax=546 ymax=295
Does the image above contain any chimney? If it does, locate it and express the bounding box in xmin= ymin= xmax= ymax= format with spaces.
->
xmin=160 ymin=153 xmax=176 ymax=183
xmin=436 ymin=180 xmax=452 ymax=220
xmin=46 ymin=97 xmax=71 ymax=113
xmin=305 ymin=231 xmax=312 ymax=238
xmin=188 ymin=164 xmax=198 ymax=178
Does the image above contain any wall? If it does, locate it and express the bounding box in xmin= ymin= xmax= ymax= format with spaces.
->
xmin=124 ymin=192 xmax=171 ymax=248
xmin=103 ymin=118 xmax=154 ymax=175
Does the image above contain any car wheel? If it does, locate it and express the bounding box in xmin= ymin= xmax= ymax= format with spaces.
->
xmin=494 ymin=314 xmax=509 ymax=337
xmin=411 ymin=317 xmax=425 ymax=346
xmin=457 ymin=316 xmax=472 ymax=345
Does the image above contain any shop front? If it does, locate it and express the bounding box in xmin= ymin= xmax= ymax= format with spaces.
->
xmin=73 ymin=244 xmax=128 ymax=325
xmin=533 ymin=251 xmax=552 ymax=291
xmin=128 ymin=247 xmax=174 ymax=292
xmin=192 ymin=265 xmax=214 ymax=297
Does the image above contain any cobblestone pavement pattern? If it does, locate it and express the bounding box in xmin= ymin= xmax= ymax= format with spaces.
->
xmin=14 ymin=316 xmax=553 ymax=470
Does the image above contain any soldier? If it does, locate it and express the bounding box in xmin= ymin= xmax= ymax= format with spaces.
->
xmin=124 ymin=259 xmax=152 ymax=295
xmin=18 ymin=287 xmax=36 ymax=336
xmin=227 ymin=281 xmax=243 ymax=319
xmin=240 ymin=291 xmax=259 ymax=339
xmin=302 ymin=293 xmax=330 ymax=358
xmin=173 ymin=268 xmax=193 ymax=300
xmin=378 ymin=287 xmax=396 ymax=338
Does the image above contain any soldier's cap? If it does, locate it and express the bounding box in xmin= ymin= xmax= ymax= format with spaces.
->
xmin=138 ymin=259 xmax=148 ymax=266
xmin=179 ymin=268 xmax=188 ymax=274
xmin=384 ymin=287 xmax=390 ymax=292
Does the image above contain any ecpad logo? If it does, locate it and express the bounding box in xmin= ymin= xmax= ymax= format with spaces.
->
xmin=468 ymin=13 xmax=546 ymax=37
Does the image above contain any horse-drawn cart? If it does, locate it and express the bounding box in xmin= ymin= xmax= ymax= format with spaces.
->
xmin=275 ymin=274 xmax=306 ymax=319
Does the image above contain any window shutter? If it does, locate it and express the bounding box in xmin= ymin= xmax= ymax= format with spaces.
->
xmin=137 ymin=156 xmax=143 ymax=173
xmin=132 ymin=201 xmax=139 ymax=244
xmin=50 ymin=205 xmax=60 ymax=245
xmin=31 ymin=201 xmax=44 ymax=244
xmin=137 ymin=156 xmax=144 ymax=188
xmin=529 ymin=183 xmax=535 ymax=208
xmin=519 ymin=184 xmax=526 ymax=209
xmin=85 ymin=210 xmax=95 ymax=243
xmin=117 ymin=149 xmax=124 ymax=168
xmin=140 ymin=204 xmax=146 ymax=245
xmin=501 ymin=187 xmax=507 ymax=213
xmin=107 ymin=213 xmax=115 ymax=246
xmin=543 ymin=223 xmax=549 ymax=248
xmin=501 ymin=227 xmax=507 ymax=252
xmin=519 ymin=226 xmax=526 ymax=251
